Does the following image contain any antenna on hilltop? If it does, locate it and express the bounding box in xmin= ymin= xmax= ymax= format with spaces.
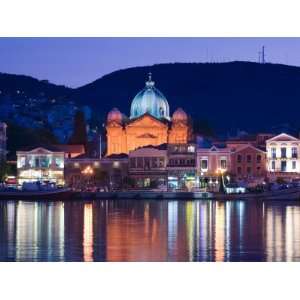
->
xmin=258 ymin=46 xmax=266 ymax=64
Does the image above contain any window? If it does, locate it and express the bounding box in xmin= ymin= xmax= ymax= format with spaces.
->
xmin=55 ymin=157 xmax=64 ymax=168
xmin=247 ymin=167 xmax=251 ymax=174
xmin=220 ymin=159 xmax=227 ymax=169
xmin=137 ymin=157 xmax=143 ymax=168
xmin=144 ymin=178 xmax=150 ymax=187
xmin=187 ymin=145 xmax=195 ymax=153
xmin=144 ymin=158 xmax=150 ymax=169
xmin=201 ymin=159 xmax=208 ymax=170
xmin=237 ymin=155 xmax=242 ymax=163
xmin=247 ymin=155 xmax=251 ymax=163
xmin=40 ymin=156 xmax=50 ymax=168
xmin=237 ymin=167 xmax=242 ymax=174
xmin=257 ymin=155 xmax=261 ymax=163
xmin=281 ymin=161 xmax=287 ymax=172
xmin=159 ymin=157 xmax=164 ymax=167
xmin=18 ymin=156 xmax=26 ymax=168
xmin=271 ymin=160 xmax=275 ymax=170
xmin=292 ymin=161 xmax=297 ymax=170
xmin=281 ymin=147 xmax=287 ymax=158
xmin=130 ymin=158 xmax=136 ymax=168
xmin=292 ymin=147 xmax=298 ymax=158
xmin=151 ymin=157 xmax=158 ymax=168
xmin=271 ymin=147 xmax=276 ymax=159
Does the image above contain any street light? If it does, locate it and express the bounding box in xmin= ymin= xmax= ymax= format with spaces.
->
xmin=81 ymin=165 xmax=94 ymax=189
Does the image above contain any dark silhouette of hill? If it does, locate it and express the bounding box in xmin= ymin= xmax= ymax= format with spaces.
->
xmin=2 ymin=61 xmax=300 ymax=134
xmin=0 ymin=72 xmax=72 ymax=98
xmin=72 ymin=61 xmax=300 ymax=133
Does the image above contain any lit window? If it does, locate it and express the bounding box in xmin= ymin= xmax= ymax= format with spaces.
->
xmin=187 ymin=145 xmax=195 ymax=153
xmin=201 ymin=159 xmax=208 ymax=170
xmin=18 ymin=156 xmax=26 ymax=168
xmin=220 ymin=159 xmax=227 ymax=169
xmin=55 ymin=157 xmax=64 ymax=168
xmin=271 ymin=148 xmax=276 ymax=159
xmin=144 ymin=178 xmax=150 ymax=187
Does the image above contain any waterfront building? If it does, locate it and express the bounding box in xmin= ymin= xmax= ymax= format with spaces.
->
xmin=0 ymin=122 xmax=7 ymax=163
xmin=17 ymin=146 xmax=65 ymax=185
xmin=266 ymin=133 xmax=300 ymax=181
xmin=167 ymin=143 xmax=197 ymax=190
xmin=106 ymin=73 xmax=192 ymax=156
xmin=128 ymin=144 xmax=167 ymax=188
xmin=230 ymin=144 xmax=267 ymax=180
xmin=65 ymin=153 xmax=128 ymax=190
xmin=197 ymin=144 xmax=231 ymax=188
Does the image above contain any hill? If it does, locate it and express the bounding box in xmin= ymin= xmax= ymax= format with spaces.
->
xmin=72 ymin=61 xmax=300 ymax=134
xmin=0 ymin=72 xmax=72 ymax=98
xmin=2 ymin=61 xmax=300 ymax=135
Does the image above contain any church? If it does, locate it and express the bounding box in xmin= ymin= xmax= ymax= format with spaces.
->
xmin=106 ymin=73 xmax=193 ymax=155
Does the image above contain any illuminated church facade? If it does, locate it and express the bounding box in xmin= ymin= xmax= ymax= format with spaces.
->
xmin=106 ymin=73 xmax=193 ymax=156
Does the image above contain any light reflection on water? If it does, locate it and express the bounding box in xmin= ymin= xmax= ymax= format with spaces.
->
xmin=1 ymin=199 xmax=300 ymax=262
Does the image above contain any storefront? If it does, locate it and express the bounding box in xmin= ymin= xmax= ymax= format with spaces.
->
xmin=167 ymin=169 xmax=197 ymax=191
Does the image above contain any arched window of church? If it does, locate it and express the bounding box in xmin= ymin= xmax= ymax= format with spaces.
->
xmin=159 ymin=107 xmax=164 ymax=116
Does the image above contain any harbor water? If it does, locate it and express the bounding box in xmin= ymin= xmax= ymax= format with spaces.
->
xmin=1 ymin=199 xmax=300 ymax=262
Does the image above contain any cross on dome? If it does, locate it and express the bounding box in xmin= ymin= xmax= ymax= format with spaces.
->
xmin=146 ymin=72 xmax=155 ymax=88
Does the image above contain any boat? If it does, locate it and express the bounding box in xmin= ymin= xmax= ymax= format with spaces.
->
xmin=0 ymin=187 xmax=73 ymax=201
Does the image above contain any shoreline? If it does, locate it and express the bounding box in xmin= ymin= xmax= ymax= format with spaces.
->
xmin=1 ymin=188 xmax=300 ymax=201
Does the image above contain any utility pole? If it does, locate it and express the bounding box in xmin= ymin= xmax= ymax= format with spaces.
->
xmin=99 ymin=133 xmax=102 ymax=159
xmin=262 ymin=46 xmax=266 ymax=64
xmin=258 ymin=46 xmax=266 ymax=64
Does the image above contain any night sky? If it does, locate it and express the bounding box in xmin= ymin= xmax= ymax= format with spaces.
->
xmin=1 ymin=37 xmax=300 ymax=88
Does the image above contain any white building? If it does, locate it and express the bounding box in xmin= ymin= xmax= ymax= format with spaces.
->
xmin=266 ymin=133 xmax=300 ymax=180
xmin=17 ymin=147 xmax=65 ymax=185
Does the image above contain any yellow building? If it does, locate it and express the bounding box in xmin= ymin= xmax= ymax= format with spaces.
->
xmin=106 ymin=73 xmax=192 ymax=155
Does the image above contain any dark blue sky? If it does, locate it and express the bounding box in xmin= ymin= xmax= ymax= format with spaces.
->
xmin=1 ymin=37 xmax=300 ymax=88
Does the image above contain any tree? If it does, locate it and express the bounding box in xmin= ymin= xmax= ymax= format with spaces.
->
xmin=6 ymin=122 xmax=58 ymax=160
xmin=69 ymin=110 xmax=88 ymax=149
xmin=0 ymin=161 xmax=16 ymax=181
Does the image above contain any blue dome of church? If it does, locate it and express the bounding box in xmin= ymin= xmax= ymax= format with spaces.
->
xmin=130 ymin=73 xmax=170 ymax=120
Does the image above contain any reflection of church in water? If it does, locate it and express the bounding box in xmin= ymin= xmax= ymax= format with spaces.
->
xmin=106 ymin=73 xmax=193 ymax=155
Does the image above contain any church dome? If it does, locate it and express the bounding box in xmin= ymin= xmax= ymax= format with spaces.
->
xmin=107 ymin=107 xmax=122 ymax=123
xmin=130 ymin=73 xmax=170 ymax=120
xmin=172 ymin=107 xmax=187 ymax=122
